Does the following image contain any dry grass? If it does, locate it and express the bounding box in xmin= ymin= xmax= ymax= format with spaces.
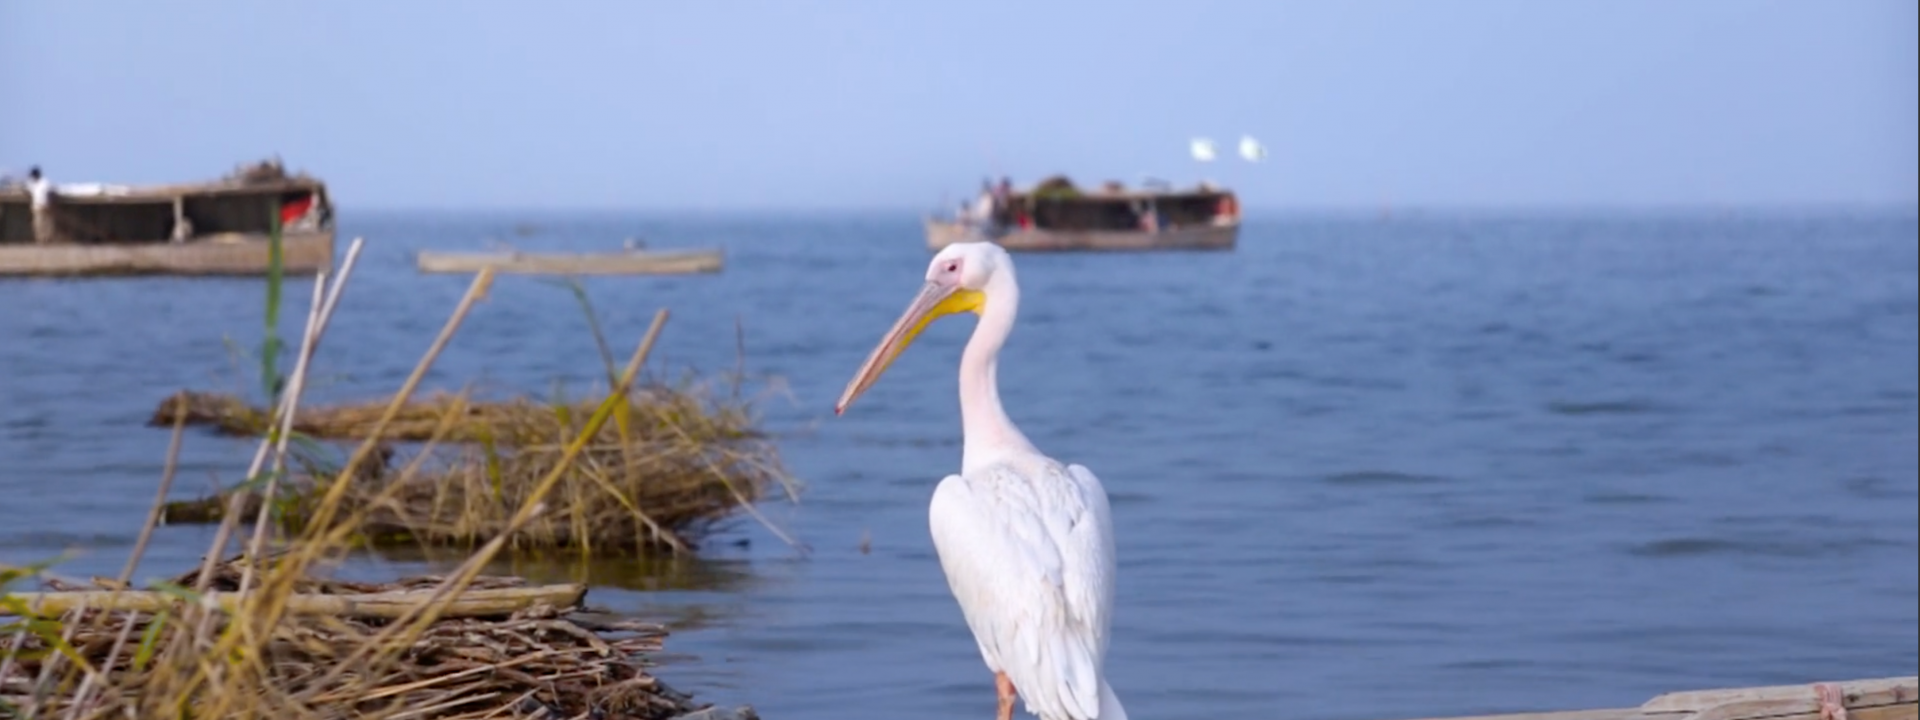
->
xmin=2 ymin=260 xmax=770 ymax=720
xmin=148 ymin=250 xmax=797 ymax=557
xmin=5 ymin=557 xmax=718 ymax=720
xmin=148 ymin=385 xmax=762 ymax=446
xmin=153 ymin=379 xmax=794 ymax=555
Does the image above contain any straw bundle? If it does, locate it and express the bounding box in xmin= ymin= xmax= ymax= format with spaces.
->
xmin=3 ymin=558 xmax=758 ymax=720
xmin=7 ymin=265 xmax=774 ymax=720
xmin=152 ymin=384 xmax=792 ymax=554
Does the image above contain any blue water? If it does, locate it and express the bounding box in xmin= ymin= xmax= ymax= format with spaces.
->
xmin=3 ymin=210 xmax=1916 ymax=720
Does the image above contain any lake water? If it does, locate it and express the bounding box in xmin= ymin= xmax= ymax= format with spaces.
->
xmin=3 ymin=209 xmax=1916 ymax=720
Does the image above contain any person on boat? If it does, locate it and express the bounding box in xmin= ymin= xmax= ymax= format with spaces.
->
xmin=989 ymin=177 xmax=1015 ymax=231
xmin=972 ymin=191 xmax=996 ymax=227
xmin=1132 ymin=198 xmax=1160 ymax=233
xmin=1213 ymin=193 xmax=1239 ymax=226
xmin=26 ymin=166 xmax=57 ymax=244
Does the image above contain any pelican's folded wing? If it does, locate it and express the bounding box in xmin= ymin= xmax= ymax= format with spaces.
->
xmin=928 ymin=460 xmax=1116 ymax=720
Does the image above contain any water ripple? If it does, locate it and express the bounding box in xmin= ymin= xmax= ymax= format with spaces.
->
xmin=3 ymin=210 xmax=1916 ymax=720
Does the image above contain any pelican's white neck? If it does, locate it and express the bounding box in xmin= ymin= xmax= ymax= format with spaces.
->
xmin=958 ymin=267 xmax=1036 ymax=472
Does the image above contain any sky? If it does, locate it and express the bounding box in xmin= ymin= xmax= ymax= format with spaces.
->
xmin=2 ymin=0 xmax=1915 ymax=211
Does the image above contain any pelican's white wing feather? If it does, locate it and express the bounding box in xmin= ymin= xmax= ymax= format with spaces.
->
xmin=928 ymin=458 xmax=1119 ymax=720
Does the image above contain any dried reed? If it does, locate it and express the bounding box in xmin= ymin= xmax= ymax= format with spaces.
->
xmin=4 ymin=557 xmax=748 ymax=720
xmin=3 ymin=253 xmax=765 ymax=720
xmin=149 ymin=268 xmax=795 ymax=556
xmin=156 ymin=379 xmax=791 ymax=554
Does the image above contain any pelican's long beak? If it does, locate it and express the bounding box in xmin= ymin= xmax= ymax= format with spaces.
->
xmin=835 ymin=281 xmax=985 ymax=415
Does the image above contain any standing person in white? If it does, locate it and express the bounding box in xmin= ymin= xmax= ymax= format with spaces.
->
xmin=26 ymin=166 xmax=56 ymax=245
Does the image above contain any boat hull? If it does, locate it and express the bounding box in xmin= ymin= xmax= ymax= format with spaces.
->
xmin=924 ymin=219 xmax=1238 ymax=252
xmin=414 ymin=249 xmax=725 ymax=276
xmin=0 ymin=231 xmax=335 ymax=278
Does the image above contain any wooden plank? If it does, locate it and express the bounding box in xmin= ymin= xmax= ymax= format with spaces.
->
xmin=1387 ymin=703 xmax=1918 ymax=720
xmin=3 ymin=583 xmax=586 ymax=620
xmin=1643 ymin=678 xmax=1917 ymax=714
xmin=1394 ymin=708 xmax=1640 ymax=720
xmin=1386 ymin=678 xmax=1916 ymax=720
xmin=1691 ymin=699 xmax=1917 ymax=720
xmin=1856 ymin=704 xmax=1919 ymax=720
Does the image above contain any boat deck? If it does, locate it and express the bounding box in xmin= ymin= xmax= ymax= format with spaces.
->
xmin=925 ymin=218 xmax=1238 ymax=252
xmin=0 ymin=232 xmax=334 ymax=277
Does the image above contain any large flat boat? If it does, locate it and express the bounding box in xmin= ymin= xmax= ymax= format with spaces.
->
xmin=0 ymin=159 xmax=335 ymax=278
xmin=926 ymin=175 xmax=1239 ymax=253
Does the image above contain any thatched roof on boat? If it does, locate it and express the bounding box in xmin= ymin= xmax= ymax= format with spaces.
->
xmin=980 ymin=174 xmax=1236 ymax=231
xmin=228 ymin=157 xmax=299 ymax=184
xmin=1009 ymin=175 xmax=1233 ymax=205
xmin=1029 ymin=175 xmax=1083 ymax=200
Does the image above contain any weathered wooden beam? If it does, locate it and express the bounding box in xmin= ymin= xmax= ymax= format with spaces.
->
xmin=1643 ymin=676 xmax=1915 ymax=714
xmin=1398 ymin=709 xmax=1639 ymax=720
xmin=3 ymin=583 xmax=586 ymax=620
xmin=1391 ymin=677 xmax=1916 ymax=720
xmin=1688 ymin=701 xmax=1915 ymax=720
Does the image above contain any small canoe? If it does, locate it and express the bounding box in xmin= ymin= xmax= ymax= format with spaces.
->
xmin=415 ymin=247 xmax=724 ymax=276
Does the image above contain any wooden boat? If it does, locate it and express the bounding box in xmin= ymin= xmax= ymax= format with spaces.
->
xmin=1406 ymin=675 xmax=1915 ymax=720
xmin=0 ymin=159 xmax=335 ymax=278
xmin=414 ymin=247 xmax=725 ymax=276
xmin=927 ymin=175 xmax=1240 ymax=253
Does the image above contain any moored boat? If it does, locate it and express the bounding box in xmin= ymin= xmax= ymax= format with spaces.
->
xmin=0 ymin=159 xmax=334 ymax=278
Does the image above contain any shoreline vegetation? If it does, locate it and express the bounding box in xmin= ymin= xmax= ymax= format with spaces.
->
xmin=5 ymin=556 xmax=758 ymax=720
xmin=3 ymin=227 xmax=785 ymax=719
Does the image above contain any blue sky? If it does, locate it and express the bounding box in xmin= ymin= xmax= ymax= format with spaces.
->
xmin=2 ymin=0 xmax=1914 ymax=211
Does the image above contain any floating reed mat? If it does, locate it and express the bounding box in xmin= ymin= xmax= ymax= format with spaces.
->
xmin=149 ymin=388 xmax=762 ymax=445
xmin=148 ymin=388 xmax=796 ymax=555
xmin=1 ymin=558 xmax=758 ymax=720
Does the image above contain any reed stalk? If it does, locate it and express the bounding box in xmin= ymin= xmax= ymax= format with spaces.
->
xmin=4 ymin=255 xmax=776 ymax=720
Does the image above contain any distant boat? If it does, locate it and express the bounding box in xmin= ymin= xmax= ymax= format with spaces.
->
xmin=414 ymin=246 xmax=724 ymax=276
xmin=0 ymin=158 xmax=335 ymax=278
xmin=927 ymin=174 xmax=1239 ymax=253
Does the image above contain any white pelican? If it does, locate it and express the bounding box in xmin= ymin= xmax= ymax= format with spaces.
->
xmin=836 ymin=241 xmax=1127 ymax=720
